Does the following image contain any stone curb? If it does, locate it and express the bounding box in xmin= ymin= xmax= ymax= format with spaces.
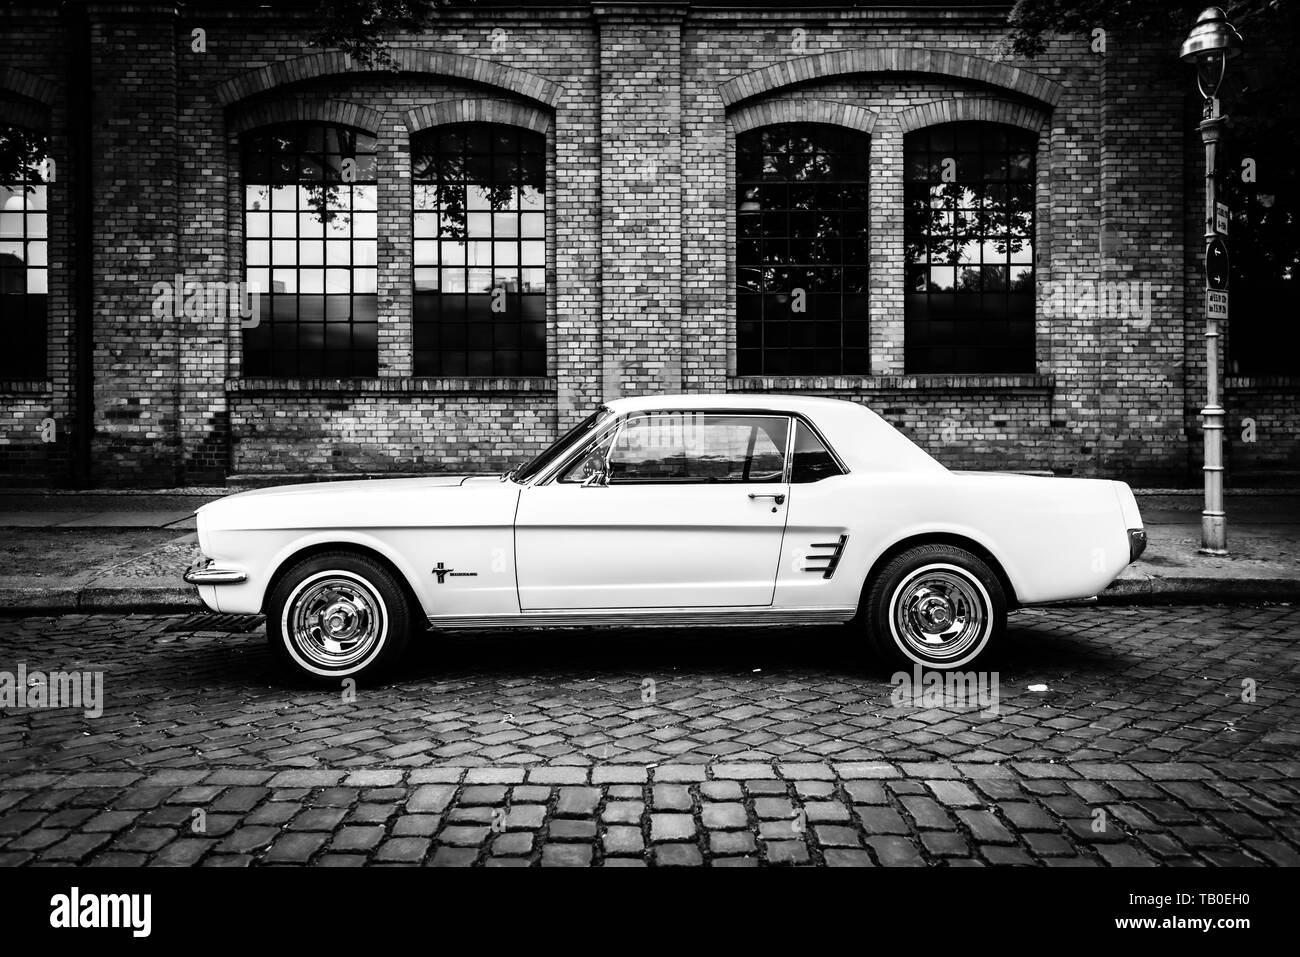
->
xmin=1098 ymin=576 xmax=1300 ymax=603
xmin=0 ymin=584 xmax=204 ymax=613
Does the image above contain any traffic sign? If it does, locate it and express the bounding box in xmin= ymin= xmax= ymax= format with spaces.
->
xmin=1207 ymin=289 xmax=1229 ymax=321
xmin=1215 ymin=202 xmax=1229 ymax=236
xmin=1206 ymin=237 xmax=1230 ymax=290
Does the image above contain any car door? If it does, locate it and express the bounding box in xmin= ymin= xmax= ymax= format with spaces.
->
xmin=514 ymin=411 xmax=792 ymax=610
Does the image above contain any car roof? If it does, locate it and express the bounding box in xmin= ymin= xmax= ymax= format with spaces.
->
xmin=605 ymin=393 xmax=864 ymax=415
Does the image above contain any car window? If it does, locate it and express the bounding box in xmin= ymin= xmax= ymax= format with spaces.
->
xmin=604 ymin=413 xmax=788 ymax=484
xmin=790 ymin=419 xmax=844 ymax=483
xmin=556 ymin=426 xmax=620 ymax=484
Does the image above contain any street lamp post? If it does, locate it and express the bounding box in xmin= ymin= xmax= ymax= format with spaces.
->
xmin=1181 ymin=6 xmax=1242 ymax=557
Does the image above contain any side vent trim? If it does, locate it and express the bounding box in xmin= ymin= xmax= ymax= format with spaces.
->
xmin=805 ymin=534 xmax=849 ymax=579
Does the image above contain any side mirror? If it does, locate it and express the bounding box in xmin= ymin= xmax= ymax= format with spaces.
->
xmin=580 ymin=467 xmax=608 ymax=488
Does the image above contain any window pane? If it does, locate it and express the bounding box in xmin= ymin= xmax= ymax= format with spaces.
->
xmin=240 ymin=121 xmax=379 ymax=377
xmin=606 ymin=413 xmax=789 ymax=485
xmin=736 ymin=123 xmax=870 ymax=376
xmin=903 ymin=122 xmax=1036 ymax=373
xmin=410 ymin=122 xmax=548 ymax=376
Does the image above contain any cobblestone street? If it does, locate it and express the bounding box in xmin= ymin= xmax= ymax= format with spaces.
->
xmin=1 ymin=604 xmax=1297 ymax=866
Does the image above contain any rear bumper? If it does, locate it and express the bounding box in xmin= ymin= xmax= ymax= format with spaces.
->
xmin=1128 ymin=527 xmax=1148 ymax=563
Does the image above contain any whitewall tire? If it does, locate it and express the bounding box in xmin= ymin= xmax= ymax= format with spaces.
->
xmin=266 ymin=552 xmax=412 ymax=683
xmin=865 ymin=544 xmax=1006 ymax=670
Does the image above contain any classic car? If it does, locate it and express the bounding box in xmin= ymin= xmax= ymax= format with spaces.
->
xmin=185 ymin=394 xmax=1146 ymax=681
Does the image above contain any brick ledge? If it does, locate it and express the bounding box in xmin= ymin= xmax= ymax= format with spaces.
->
xmin=0 ymin=380 xmax=52 ymax=395
xmin=1226 ymin=375 xmax=1300 ymax=391
xmin=225 ymin=377 xmax=557 ymax=395
xmin=727 ymin=374 xmax=1054 ymax=393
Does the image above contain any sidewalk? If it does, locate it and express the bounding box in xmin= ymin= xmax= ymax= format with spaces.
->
xmin=0 ymin=488 xmax=1296 ymax=613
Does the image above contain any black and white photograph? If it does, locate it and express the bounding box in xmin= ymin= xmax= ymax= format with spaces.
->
xmin=0 ymin=0 xmax=1295 ymax=933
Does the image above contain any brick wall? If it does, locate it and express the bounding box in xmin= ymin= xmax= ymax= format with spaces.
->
xmin=1223 ymin=379 xmax=1300 ymax=476
xmin=227 ymin=381 xmax=557 ymax=473
xmin=0 ymin=2 xmax=1294 ymax=486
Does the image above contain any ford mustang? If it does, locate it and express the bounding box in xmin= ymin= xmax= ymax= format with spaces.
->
xmin=185 ymin=394 xmax=1146 ymax=681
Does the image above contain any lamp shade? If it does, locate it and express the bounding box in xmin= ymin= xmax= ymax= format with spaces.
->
xmin=1180 ymin=6 xmax=1243 ymax=64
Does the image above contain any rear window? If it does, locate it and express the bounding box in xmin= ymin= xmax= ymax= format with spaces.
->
xmin=790 ymin=420 xmax=843 ymax=483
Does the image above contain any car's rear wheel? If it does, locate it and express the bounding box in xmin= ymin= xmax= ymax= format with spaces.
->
xmin=267 ymin=552 xmax=411 ymax=683
xmin=864 ymin=544 xmax=1005 ymax=670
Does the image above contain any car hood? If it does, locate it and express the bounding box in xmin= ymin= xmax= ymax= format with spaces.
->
xmin=196 ymin=474 xmax=512 ymax=532
xmin=205 ymin=475 xmax=480 ymax=503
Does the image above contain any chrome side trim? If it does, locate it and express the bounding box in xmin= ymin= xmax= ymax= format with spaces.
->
xmin=428 ymin=606 xmax=858 ymax=631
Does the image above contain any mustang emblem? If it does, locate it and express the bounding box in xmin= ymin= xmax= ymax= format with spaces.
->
xmin=434 ymin=562 xmax=477 ymax=583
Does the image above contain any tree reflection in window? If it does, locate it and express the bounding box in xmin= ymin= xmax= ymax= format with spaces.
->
xmin=411 ymin=123 xmax=546 ymax=377
xmin=0 ymin=125 xmax=48 ymax=380
xmin=904 ymin=122 xmax=1036 ymax=373
xmin=241 ymin=123 xmax=379 ymax=378
xmin=736 ymin=123 xmax=871 ymax=376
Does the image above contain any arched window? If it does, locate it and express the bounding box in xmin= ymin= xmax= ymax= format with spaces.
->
xmin=736 ymin=123 xmax=871 ymax=376
xmin=0 ymin=125 xmax=48 ymax=380
xmin=241 ymin=122 xmax=379 ymax=378
xmin=904 ymin=122 xmax=1036 ymax=373
xmin=411 ymin=122 xmax=546 ymax=377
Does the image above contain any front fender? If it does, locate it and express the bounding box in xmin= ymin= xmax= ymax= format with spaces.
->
xmin=202 ymin=528 xmax=429 ymax=616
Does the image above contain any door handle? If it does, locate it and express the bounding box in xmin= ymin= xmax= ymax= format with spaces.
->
xmin=748 ymin=492 xmax=786 ymax=505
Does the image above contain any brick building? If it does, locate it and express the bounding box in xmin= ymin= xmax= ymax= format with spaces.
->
xmin=0 ymin=0 xmax=1295 ymax=487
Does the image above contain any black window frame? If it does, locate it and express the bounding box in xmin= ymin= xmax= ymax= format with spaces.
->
xmin=411 ymin=122 xmax=547 ymax=378
xmin=903 ymin=121 xmax=1037 ymax=374
xmin=736 ymin=122 xmax=872 ymax=377
xmin=1221 ymin=132 xmax=1300 ymax=376
xmin=0 ymin=125 xmax=49 ymax=381
xmin=240 ymin=121 xmax=380 ymax=379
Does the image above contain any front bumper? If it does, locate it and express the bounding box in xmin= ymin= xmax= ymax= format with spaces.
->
xmin=183 ymin=558 xmax=247 ymax=585
xmin=1128 ymin=527 xmax=1148 ymax=563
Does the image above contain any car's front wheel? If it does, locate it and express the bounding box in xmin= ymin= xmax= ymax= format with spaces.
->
xmin=266 ymin=551 xmax=412 ymax=683
xmin=864 ymin=544 xmax=1006 ymax=670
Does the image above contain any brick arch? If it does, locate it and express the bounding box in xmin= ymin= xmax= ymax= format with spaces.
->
xmin=404 ymin=98 xmax=551 ymax=135
xmin=719 ymin=49 xmax=1064 ymax=110
xmin=0 ymin=66 xmax=57 ymax=108
xmin=728 ymin=98 xmax=877 ymax=136
xmin=229 ymin=97 xmax=383 ymax=135
xmin=215 ymin=50 xmax=564 ymax=109
xmin=0 ymin=99 xmax=49 ymax=134
xmin=895 ymin=98 xmax=1048 ymax=135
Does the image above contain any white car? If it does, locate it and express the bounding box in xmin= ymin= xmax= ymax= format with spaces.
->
xmin=185 ymin=394 xmax=1146 ymax=681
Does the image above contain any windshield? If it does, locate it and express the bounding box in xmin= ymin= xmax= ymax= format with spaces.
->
xmin=513 ymin=406 xmax=615 ymax=483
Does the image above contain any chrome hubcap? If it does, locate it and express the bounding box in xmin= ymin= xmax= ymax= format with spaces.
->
xmin=891 ymin=565 xmax=987 ymax=663
xmin=287 ymin=573 xmax=385 ymax=670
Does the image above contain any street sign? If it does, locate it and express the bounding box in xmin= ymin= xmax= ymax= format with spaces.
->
xmin=1215 ymin=202 xmax=1230 ymax=236
xmin=1206 ymin=237 xmax=1230 ymax=290
xmin=1207 ymin=289 xmax=1229 ymax=321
